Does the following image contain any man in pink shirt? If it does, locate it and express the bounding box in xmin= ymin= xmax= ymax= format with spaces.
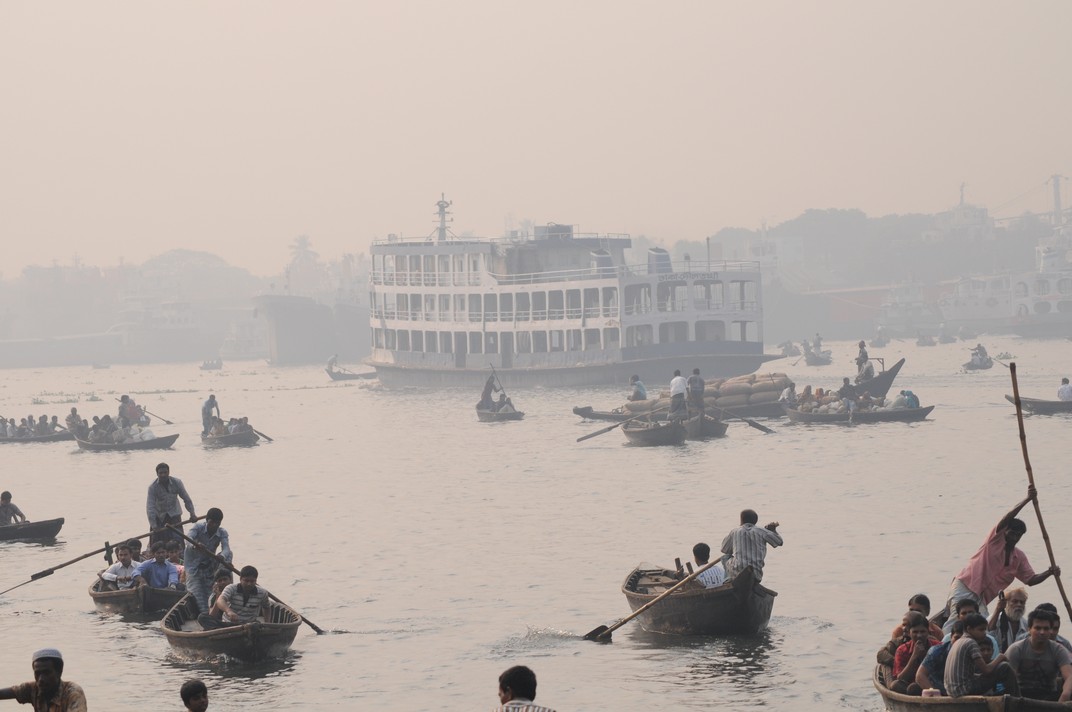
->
xmin=945 ymin=486 xmax=1059 ymax=627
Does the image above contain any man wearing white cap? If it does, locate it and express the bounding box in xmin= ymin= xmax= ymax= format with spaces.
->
xmin=0 ymin=648 xmax=86 ymax=711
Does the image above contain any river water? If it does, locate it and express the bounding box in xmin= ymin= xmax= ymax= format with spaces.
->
xmin=1 ymin=335 xmax=1071 ymax=711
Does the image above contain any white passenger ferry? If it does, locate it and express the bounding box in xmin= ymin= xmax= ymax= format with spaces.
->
xmin=367 ymin=198 xmax=777 ymax=387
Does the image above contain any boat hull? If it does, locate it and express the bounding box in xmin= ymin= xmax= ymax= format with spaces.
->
xmin=0 ymin=517 xmax=64 ymax=541
xmin=0 ymin=431 xmax=75 ymax=444
xmin=76 ymin=434 xmax=180 ymax=451
xmin=622 ymin=565 xmax=776 ymax=635
xmin=325 ymin=368 xmax=376 ymax=381
xmin=783 ymin=405 xmax=935 ymax=424
xmin=804 ymin=351 xmax=832 ymax=366
xmin=201 ymin=431 xmax=260 ymax=447
xmin=872 ymin=665 xmax=1071 ymax=711
xmin=621 ymin=420 xmax=686 ymax=446
xmin=1005 ymin=395 xmax=1072 ymax=415
xmin=574 ymin=402 xmax=784 ymax=422
xmin=963 ymin=359 xmax=994 ymax=370
xmin=683 ymin=414 xmax=728 ymax=439
xmin=89 ymin=579 xmax=185 ymax=615
xmin=161 ymin=594 xmax=301 ymax=661
xmin=476 ymin=408 xmax=525 ymax=422
xmin=856 ymin=358 xmax=906 ymax=399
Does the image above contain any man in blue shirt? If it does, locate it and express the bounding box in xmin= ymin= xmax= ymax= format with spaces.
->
xmin=184 ymin=508 xmax=233 ymax=614
xmin=133 ymin=541 xmax=180 ymax=589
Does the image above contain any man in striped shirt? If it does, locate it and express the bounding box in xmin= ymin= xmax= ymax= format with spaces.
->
xmin=720 ymin=509 xmax=783 ymax=583
xmin=200 ymin=565 xmax=269 ymax=629
xmin=944 ymin=613 xmax=1019 ymax=698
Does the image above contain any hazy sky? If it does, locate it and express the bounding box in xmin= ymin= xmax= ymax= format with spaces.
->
xmin=2 ymin=1 xmax=1069 ymax=277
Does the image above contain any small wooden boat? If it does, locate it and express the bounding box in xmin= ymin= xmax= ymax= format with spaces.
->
xmin=783 ymin=404 xmax=934 ymax=424
xmin=574 ymin=402 xmax=785 ymax=422
xmin=683 ymin=414 xmax=728 ymax=439
xmin=199 ymin=359 xmax=223 ymax=371
xmin=963 ymin=357 xmax=993 ymax=370
xmin=778 ymin=341 xmax=801 ymax=357
xmin=621 ymin=419 xmax=686 ymax=446
xmin=1004 ymin=395 xmax=1072 ymax=415
xmin=856 ymin=357 xmax=906 ymax=399
xmin=872 ymin=664 xmax=1071 ymax=711
xmin=76 ymin=433 xmax=180 ymax=451
xmin=622 ymin=565 xmax=776 ymax=635
xmin=0 ymin=517 xmax=64 ymax=541
xmin=325 ymin=368 xmax=376 ymax=381
xmin=89 ymin=579 xmax=186 ymax=615
xmin=0 ymin=431 xmax=75 ymax=444
xmin=804 ymin=350 xmax=833 ymax=366
xmin=476 ymin=407 xmax=525 ymax=422
xmin=161 ymin=593 xmax=301 ymax=661
xmin=201 ymin=430 xmax=260 ymax=447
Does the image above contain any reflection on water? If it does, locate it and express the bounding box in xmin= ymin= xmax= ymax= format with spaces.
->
xmin=162 ymin=651 xmax=303 ymax=682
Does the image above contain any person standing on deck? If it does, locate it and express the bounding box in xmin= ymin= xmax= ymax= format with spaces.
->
xmin=668 ymin=370 xmax=688 ymax=419
xmin=0 ymin=648 xmax=87 ymax=712
xmin=814 ymin=333 xmax=823 ymax=351
xmin=943 ymin=486 xmax=1059 ymax=621
xmin=720 ymin=509 xmax=783 ymax=583
xmin=184 ymin=507 xmax=232 ymax=614
xmin=201 ymin=394 xmax=219 ymax=436
xmin=147 ymin=463 xmax=195 ymax=546
xmin=855 ymin=340 xmax=869 ymax=375
xmin=326 ymin=354 xmax=338 ymax=371
xmin=1058 ymin=378 xmax=1072 ymax=401
xmin=686 ymin=368 xmax=706 ymax=416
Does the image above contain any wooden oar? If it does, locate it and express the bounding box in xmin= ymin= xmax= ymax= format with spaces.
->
xmin=114 ymin=398 xmax=174 ymax=425
xmin=577 ymin=406 xmax=668 ymax=443
xmin=994 ymin=359 xmax=1011 ymax=369
xmin=708 ymin=405 xmax=775 ymax=435
xmin=0 ymin=515 xmax=204 ymax=597
xmin=168 ymin=525 xmax=325 ymax=635
xmin=583 ymin=560 xmax=721 ymax=642
xmin=1009 ymin=363 xmax=1072 ymax=622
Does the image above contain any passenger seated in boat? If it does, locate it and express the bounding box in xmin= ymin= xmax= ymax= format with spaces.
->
xmin=180 ymin=678 xmax=209 ymax=712
xmin=5 ymin=419 xmax=15 ymax=437
xmin=199 ymin=565 xmax=270 ymax=630
xmin=0 ymin=491 xmax=27 ymax=525
xmin=878 ymin=611 xmax=914 ymax=687
xmin=837 ymin=378 xmax=858 ymax=413
xmin=48 ymin=416 xmax=60 ymax=433
xmin=1059 ymin=378 xmax=1072 ymax=402
xmin=857 ymin=391 xmax=874 ymax=411
xmin=888 ymin=391 xmax=909 ymax=410
xmin=889 ymin=611 xmax=941 ymax=695
xmin=989 ymin=587 xmax=1029 ymax=653
xmin=494 ymin=394 xmax=515 ymax=413
xmin=943 ymin=599 xmax=1001 ymax=658
xmin=206 ymin=569 xmax=233 ymax=613
xmin=943 ymin=613 xmax=1020 ymax=698
xmin=778 ymin=382 xmax=797 ymax=406
xmin=99 ymin=543 xmax=138 ymax=591
xmin=127 ymin=538 xmax=146 ymax=562
xmin=209 ymin=418 xmax=228 ymax=437
xmin=915 ymin=619 xmax=964 ymax=695
xmin=627 ymin=375 xmax=647 ymax=402
xmin=855 ymin=360 xmax=875 ymax=384
xmin=477 ymin=375 xmax=500 ymax=411
xmin=132 ymin=542 xmax=181 ymax=589
xmin=1003 ymin=604 xmax=1072 ymax=699
xmin=35 ymin=415 xmax=49 ymax=436
xmin=1034 ymin=603 xmax=1072 ymax=653
xmin=691 ymin=542 xmax=725 ymax=588
xmin=890 ymin=594 xmax=944 ymax=642
xmin=166 ymin=540 xmax=186 ymax=587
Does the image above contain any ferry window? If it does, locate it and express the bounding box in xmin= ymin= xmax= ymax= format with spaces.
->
xmin=385 ymin=329 xmax=397 ymax=349
xmin=469 ymin=294 xmax=482 ymax=322
xmin=734 ymin=321 xmax=758 ymax=341
xmin=584 ymin=328 xmax=601 ymax=350
xmin=424 ymin=295 xmax=436 ymax=319
xmin=384 ymin=255 xmax=396 ymax=286
xmin=567 ymin=329 xmax=583 ymax=351
xmin=398 ymin=331 xmax=411 ymax=351
xmin=485 ymin=333 xmax=498 ymax=353
xmin=567 ymin=289 xmax=583 ymax=319
xmin=656 ymin=280 xmax=686 ymax=312
xmin=439 ymin=295 xmax=451 ymax=321
xmin=440 ymin=333 xmax=452 ymax=353
xmin=517 ymin=331 xmax=532 ymax=353
xmin=500 ymin=294 xmax=513 ymax=320
xmin=374 ymin=328 xmax=385 ymax=348
xmin=484 ymin=295 xmax=498 ymax=322
xmin=1015 ymin=282 xmax=1028 ymax=297
xmin=410 ymin=294 xmax=421 ymax=320
xmin=469 ymin=332 xmax=483 ymax=354
xmin=452 ymin=255 xmax=465 ymax=286
xmin=454 ymin=295 xmax=466 ymax=318
xmin=602 ymin=287 xmax=618 ymax=317
xmin=516 ymin=293 xmax=531 ymax=321
xmin=1036 ymin=280 xmax=1051 ymax=296
xmin=437 ymin=256 xmax=451 ymax=286
xmin=731 ymin=281 xmax=757 ymax=309
xmin=695 ymin=320 xmax=726 ymax=341
xmin=424 ymin=331 xmax=437 ymax=352
xmin=625 ymin=324 xmax=654 ymax=347
xmin=1060 ymin=279 xmax=1072 ymax=295
xmin=548 ymin=291 xmax=564 ymax=320
xmin=549 ymin=330 xmax=564 ymax=351
xmin=532 ymin=331 xmax=548 ymax=353
xmin=412 ymin=331 xmax=423 ymax=352
xmin=659 ymin=321 xmax=688 ymax=343
xmin=603 ymin=327 xmax=620 ymax=348
xmin=423 ymin=255 xmax=435 ymax=286
xmin=583 ymin=289 xmax=599 ymax=319
xmin=624 ymin=284 xmax=652 ymax=316
xmin=532 ymin=292 xmax=547 ymax=320
xmin=469 ymin=254 xmax=482 ymax=284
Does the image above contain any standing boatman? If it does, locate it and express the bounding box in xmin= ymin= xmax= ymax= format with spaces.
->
xmin=147 ymin=463 xmax=196 ymax=546
xmin=201 ymin=394 xmax=219 ymax=436
xmin=184 ymin=507 xmax=233 ymax=615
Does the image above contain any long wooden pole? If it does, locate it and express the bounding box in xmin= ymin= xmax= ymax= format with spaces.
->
xmin=167 ymin=525 xmax=326 ymax=635
xmin=1009 ymin=362 xmax=1072 ymax=621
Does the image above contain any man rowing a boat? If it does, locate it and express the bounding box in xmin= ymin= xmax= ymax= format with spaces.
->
xmin=0 ymin=491 xmax=27 ymax=525
xmin=200 ymin=565 xmax=270 ymax=630
xmin=477 ymin=375 xmax=500 ymax=411
xmin=146 ymin=463 xmax=196 ymax=546
xmin=720 ymin=509 xmax=782 ymax=583
xmin=944 ymin=486 xmax=1060 ymax=622
xmin=184 ymin=508 xmax=233 ymax=615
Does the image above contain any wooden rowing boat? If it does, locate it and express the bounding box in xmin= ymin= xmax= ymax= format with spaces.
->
xmin=872 ymin=664 xmax=1072 ymax=711
xmin=476 ymin=407 xmax=525 ymax=422
xmin=963 ymin=358 xmax=993 ymax=370
xmin=1004 ymin=395 xmax=1072 ymax=415
xmin=325 ymin=368 xmax=375 ymax=381
xmin=75 ymin=433 xmax=180 ymax=451
xmin=161 ymin=593 xmax=301 ymax=661
xmin=201 ymin=430 xmax=260 ymax=447
xmin=805 ymin=350 xmax=833 ymax=366
xmin=89 ymin=579 xmax=186 ymax=615
xmin=574 ymin=402 xmax=785 ymax=421
xmin=621 ymin=419 xmax=686 ymax=446
xmin=783 ymin=404 xmax=935 ymax=424
xmin=683 ymin=414 xmax=728 ymax=439
xmin=622 ymin=565 xmax=776 ymax=635
xmin=0 ymin=517 xmax=64 ymax=541
xmin=0 ymin=431 xmax=75 ymax=444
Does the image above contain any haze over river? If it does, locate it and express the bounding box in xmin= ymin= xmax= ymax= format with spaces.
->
xmin=2 ymin=335 xmax=1071 ymax=711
